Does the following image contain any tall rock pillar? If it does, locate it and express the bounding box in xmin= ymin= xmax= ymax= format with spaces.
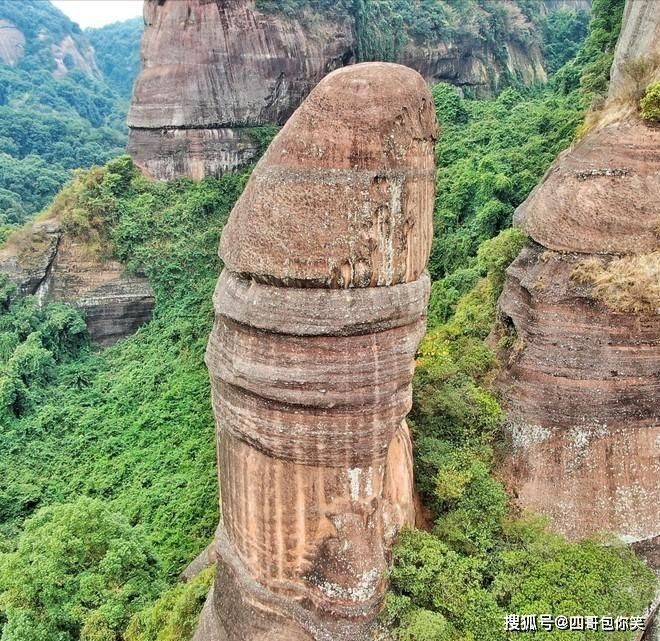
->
xmin=203 ymin=63 xmax=436 ymax=640
xmin=496 ymin=0 xmax=660 ymax=546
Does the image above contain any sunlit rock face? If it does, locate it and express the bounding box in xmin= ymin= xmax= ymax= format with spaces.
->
xmin=496 ymin=0 xmax=660 ymax=546
xmin=201 ymin=63 xmax=436 ymax=641
xmin=127 ymin=0 xmax=546 ymax=181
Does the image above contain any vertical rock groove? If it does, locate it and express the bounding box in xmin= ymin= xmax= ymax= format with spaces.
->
xmin=201 ymin=62 xmax=436 ymax=641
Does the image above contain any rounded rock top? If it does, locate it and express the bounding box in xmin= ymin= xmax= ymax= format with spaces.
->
xmin=220 ymin=62 xmax=437 ymax=288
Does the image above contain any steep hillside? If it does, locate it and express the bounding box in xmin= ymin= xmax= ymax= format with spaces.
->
xmin=87 ymin=17 xmax=144 ymax=99
xmin=0 ymin=1 xmax=657 ymax=640
xmin=1 ymin=11 xmax=657 ymax=636
xmin=0 ymin=2 xmax=139 ymax=227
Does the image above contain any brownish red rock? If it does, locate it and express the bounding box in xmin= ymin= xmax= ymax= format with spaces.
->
xmin=0 ymin=220 xmax=154 ymax=346
xmin=496 ymin=0 xmax=660 ymax=546
xmin=498 ymin=245 xmax=659 ymax=542
xmin=127 ymin=0 xmax=547 ymax=180
xmin=514 ymin=122 xmax=660 ymax=255
xmin=201 ymin=62 xmax=436 ymax=640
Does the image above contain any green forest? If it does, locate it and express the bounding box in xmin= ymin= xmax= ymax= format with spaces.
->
xmin=0 ymin=0 xmax=657 ymax=640
xmin=0 ymin=1 xmax=142 ymax=226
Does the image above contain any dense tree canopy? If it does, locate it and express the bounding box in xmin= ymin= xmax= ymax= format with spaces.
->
xmin=0 ymin=498 xmax=164 ymax=641
xmin=87 ymin=18 xmax=143 ymax=99
xmin=0 ymin=2 xmax=132 ymax=224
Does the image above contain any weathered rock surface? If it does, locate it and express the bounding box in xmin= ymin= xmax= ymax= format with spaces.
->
xmin=513 ymin=122 xmax=660 ymax=255
xmin=201 ymin=62 xmax=435 ymax=640
xmin=0 ymin=19 xmax=25 ymax=66
xmin=50 ymin=34 xmax=100 ymax=79
xmin=0 ymin=220 xmax=154 ymax=346
xmin=498 ymin=244 xmax=659 ymax=541
xmin=496 ymin=0 xmax=660 ymax=545
xmin=609 ymin=0 xmax=660 ymax=99
xmin=128 ymin=0 xmax=548 ymax=180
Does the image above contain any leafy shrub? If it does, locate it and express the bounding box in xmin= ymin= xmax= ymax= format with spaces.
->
xmin=0 ymin=158 xmax=243 ymax=577
xmin=0 ymin=498 xmax=165 ymax=641
xmin=553 ymin=0 xmax=625 ymax=105
xmin=0 ymin=2 xmax=132 ymax=223
xmin=392 ymin=221 xmax=655 ymax=640
xmin=432 ymin=84 xmax=468 ymax=127
xmin=430 ymin=87 xmax=581 ymax=279
xmin=0 ymin=295 xmax=88 ymax=419
xmin=542 ymin=9 xmax=590 ymax=74
xmin=125 ymin=567 xmax=214 ymax=641
xmin=640 ymin=81 xmax=660 ymax=122
xmin=388 ymin=523 xmax=655 ymax=641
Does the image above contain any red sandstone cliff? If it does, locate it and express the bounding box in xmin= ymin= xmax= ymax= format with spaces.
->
xmin=200 ymin=62 xmax=436 ymax=641
xmin=127 ymin=0 xmax=550 ymax=180
xmin=0 ymin=219 xmax=154 ymax=346
xmin=496 ymin=0 xmax=660 ymax=545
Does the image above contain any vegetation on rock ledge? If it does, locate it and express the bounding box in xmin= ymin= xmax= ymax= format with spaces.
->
xmin=641 ymin=80 xmax=660 ymax=122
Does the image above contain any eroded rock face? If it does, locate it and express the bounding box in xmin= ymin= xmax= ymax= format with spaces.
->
xmin=496 ymin=0 xmax=660 ymax=545
xmin=128 ymin=0 xmax=355 ymax=180
xmin=609 ymin=0 xmax=660 ymax=99
xmin=128 ymin=0 xmax=545 ymax=180
xmin=202 ymin=62 xmax=436 ymax=641
xmin=498 ymin=245 xmax=659 ymax=541
xmin=0 ymin=220 xmax=154 ymax=346
xmin=0 ymin=16 xmax=99 ymax=79
xmin=513 ymin=122 xmax=660 ymax=255
xmin=51 ymin=34 xmax=100 ymax=79
xmin=0 ymin=19 xmax=25 ymax=66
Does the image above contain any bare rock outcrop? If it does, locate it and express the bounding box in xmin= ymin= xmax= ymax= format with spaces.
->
xmin=51 ymin=34 xmax=100 ymax=79
xmin=609 ymin=0 xmax=660 ymax=99
xmin=201 ymin=62 xmax=436 ymax=640
xmin=496 ymin=0 xmax=660 ymax=545
xmin=0 ymin=220 xmax=154 ymax=346
xmin=0 ymin=19 xmax=25 ymax=66
xmin=127 ymin=0 xmax=546 ymax=180
xmin=128 ymin=0 xmax=356 ymax=180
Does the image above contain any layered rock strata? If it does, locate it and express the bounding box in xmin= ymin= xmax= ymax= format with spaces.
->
xmin=202 ymin=62 xmax=436 ymax=640
xmin=128 ymin=0 xmax=546 ymax=180
xmin=496 ymin=0 xmax=660 ymax=544
xmin=0 ymin=220 xmax=154 ymax=346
